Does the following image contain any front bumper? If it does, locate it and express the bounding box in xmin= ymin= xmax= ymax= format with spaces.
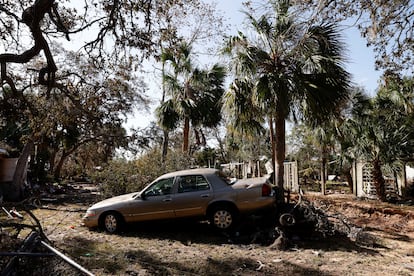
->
xmin=82 ymin=210 xmax=100 ymax=228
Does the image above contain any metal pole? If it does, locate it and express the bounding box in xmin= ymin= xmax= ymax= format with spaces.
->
xmin=1 ymin=207 xmax=13 ymax=218
xmin=40 ymin=240 xmax=95 ymax=276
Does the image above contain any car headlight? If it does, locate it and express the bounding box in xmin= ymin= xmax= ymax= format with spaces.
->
xmin=84 ymin=210 xmax=97 ymax=218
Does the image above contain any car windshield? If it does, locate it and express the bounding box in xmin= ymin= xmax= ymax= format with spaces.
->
xmin=132 ymin=192 xmax=141 ymax=199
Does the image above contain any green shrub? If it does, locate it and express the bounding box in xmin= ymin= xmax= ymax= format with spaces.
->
xmin=91 ymin=158 xmax=138 ymax=198
xmin=91 ymin=149 xmax=194 ymax=198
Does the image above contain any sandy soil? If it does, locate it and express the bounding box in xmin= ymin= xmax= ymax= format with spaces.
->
xmin=2 ymin=186 xmax=414 ymax=276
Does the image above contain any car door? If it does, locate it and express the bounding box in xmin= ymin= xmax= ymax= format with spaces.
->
xmin=172 ymin=174 xmax=212 ymax=218
xmin=123 ymin=177 xmax=175 ymax=222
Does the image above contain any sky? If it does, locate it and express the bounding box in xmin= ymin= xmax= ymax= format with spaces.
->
xmin=129 ymin=0 xmax=383 ymax=129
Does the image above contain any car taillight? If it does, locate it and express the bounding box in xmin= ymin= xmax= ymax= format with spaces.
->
xmin=261 ymin=184 xmax=271 ymax=196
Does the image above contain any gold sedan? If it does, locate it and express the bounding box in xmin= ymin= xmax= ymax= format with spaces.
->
xmin=83 ymin=168 xmax=275 ymax=233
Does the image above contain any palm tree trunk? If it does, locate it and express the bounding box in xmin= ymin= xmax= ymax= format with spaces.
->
xmin=372 ymin=158 xmax=386 ymax=201
xmin=161 ymin=53 xmax=169 ymax=163
xmin=162 ymin=130 xmax=169 ymax=164
xmin=268 ymin=116 xmax=276 ymax=183
xmin=320 ymin=162 xmax=326 ymax=195
xmin=194 ymin=128 xmax=201 ymax=146
xmin=321 ymin=148 xmax=327 ymax=195
xmin=275 ymin=112 xmax=286 ymax=203
xmin=182 ymin=117 xmax=190 ymax=152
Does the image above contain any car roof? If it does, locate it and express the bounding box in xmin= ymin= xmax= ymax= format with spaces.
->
xmin=159 ymin=168 xmax=218 ymax=179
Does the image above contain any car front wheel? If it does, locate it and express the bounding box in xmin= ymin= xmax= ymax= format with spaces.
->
xmin=210 ymin=207 xmax=235 ymax=230
xmin=102 ymin=212 xmax=123 ymax=233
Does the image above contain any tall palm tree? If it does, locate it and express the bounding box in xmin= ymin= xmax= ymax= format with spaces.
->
xmin=157 ymin=42 xmax=226 ymax=153
xmin=222 ymin=0 xmax=351 ymax=201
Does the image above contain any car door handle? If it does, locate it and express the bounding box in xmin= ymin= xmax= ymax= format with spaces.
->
xmin=201 ymin=194 xmax=210 ymax=198
xmin=163 ymin=198 xmax=172 ymax=202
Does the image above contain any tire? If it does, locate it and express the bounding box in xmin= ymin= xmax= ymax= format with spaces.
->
xmin=279 ymin=213 xmax=296 ymax=227
xmin=209 ymin=206 xmax=236 ymax=230
xmin=102 ymin=212 xmax=123 ymax=233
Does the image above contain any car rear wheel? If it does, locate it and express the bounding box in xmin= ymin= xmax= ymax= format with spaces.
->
xmin=102 ymin=212 xmax=123 ymax=233
xmin=210 ymin=207 xmax=235 ymax=230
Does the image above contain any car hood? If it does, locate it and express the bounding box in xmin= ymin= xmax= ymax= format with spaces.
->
xmin=90 ymin=192 xmax=139 ymax=209
xmin=232 ymin=176 xmax=269 ymax=188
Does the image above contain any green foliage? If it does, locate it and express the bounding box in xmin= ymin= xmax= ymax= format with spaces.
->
xmin=91 ymin=159 xmax=139 ymax=198
xmin=193 ymin=147 xmax=220 ymax=168
xmin=223 ymin=0 xmax=351 ymax=192
xmin=345 ymin=76 xmax=414 ymax=167
xmin=223 ymin=130 xmax=271 ymax=164
xmin=1 ymin=0 xmax=226 ymax=186
xmin=287 ymin=124 xmax=321 ymax=178
xmin=91 ymin=149 xmax=194 ymax=198
xmin=157 ymin=42 xmax=226 ymax=153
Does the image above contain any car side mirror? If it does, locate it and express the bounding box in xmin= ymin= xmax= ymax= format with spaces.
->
xmin=140 ymin=192 xmax=146 ymax=200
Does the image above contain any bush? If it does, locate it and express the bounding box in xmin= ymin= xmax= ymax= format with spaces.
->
xmin=91 ymin=149 xmax=194 ymax=198
xmin=91 ymin=159 xmax=138 ymax=198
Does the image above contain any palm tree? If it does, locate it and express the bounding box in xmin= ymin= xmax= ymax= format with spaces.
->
xmin=222 ymin=0 xmax=351 ymax=201
xmin=344 ymin=75 xmax=414 ymax=201
xmin=333 ymin=86 xmax=371 ymax=193
xmin=157 ymin=42 xmax=226 ymax=153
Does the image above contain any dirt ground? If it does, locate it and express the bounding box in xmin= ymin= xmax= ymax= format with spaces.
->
xmin=2 ymin=184 xmax=414 ymax=276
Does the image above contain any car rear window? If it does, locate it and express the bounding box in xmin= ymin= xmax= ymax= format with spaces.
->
xmin=215 ymin=170 xmax=234 ymax=185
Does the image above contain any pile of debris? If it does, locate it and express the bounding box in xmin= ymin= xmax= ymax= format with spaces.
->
xmin=0 ymin=203 xmax=93 ymax=275
xmin=268 ymin=194 xmax=378 ymax=249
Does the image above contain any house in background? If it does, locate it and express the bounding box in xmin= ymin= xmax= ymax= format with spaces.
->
xmin=0 ymin=148 xmax=26 ymax=201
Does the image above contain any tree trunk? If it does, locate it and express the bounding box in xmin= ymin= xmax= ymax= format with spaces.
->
xmin=268 ymin=117 xmax=276 ymax=184
xmin=321 ymin=151 xmax=327 ymax=195
xmin=372 ymin=158 xmax=386 ymax=201
xmin=11 ymin=141 xmax=34 ymax=201
xmin=320 ymin=167 xmax=326 ymax=195
xmin=343 ymin=166 xmax=353 ymax=193
xmin=49 ymin=148 xmax=57 ymax=175
xmin=53 ymin=151 xmax=68 ymax=180
xmin=275 ymin=112 xmax=286 ymax=203
xmin=194 ymin=128 xmax=201 ymax=146
xmin=160 ymin=51 xmax=169 ymax=164
xmin=161 ymin=130 xmax=169 ymax=164
xmin=182 ymin=117 xmax=190 ymax=153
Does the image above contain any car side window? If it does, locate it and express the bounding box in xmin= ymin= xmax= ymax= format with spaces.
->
xmin=145 ymin=177 xmax=174 ymax=196
xmin=177 ymin=175 xmax=210 ymax=193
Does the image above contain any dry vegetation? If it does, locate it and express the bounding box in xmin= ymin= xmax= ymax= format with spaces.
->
xmin=1 ymin=184 xmax=414 ymax=276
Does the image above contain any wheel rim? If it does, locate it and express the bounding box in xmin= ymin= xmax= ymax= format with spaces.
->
xmin=104 ymin=214 xmax=118 ymax=233
xmin=279 ymin=213 xmax=296 ymax=226
xmin=213 ymin=210 xmax=233 ymax=229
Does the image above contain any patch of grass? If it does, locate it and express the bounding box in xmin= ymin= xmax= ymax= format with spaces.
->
xmin=60 ymin=236 xmax=127 ymax=274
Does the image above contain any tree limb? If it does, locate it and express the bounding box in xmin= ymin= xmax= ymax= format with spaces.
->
xmin=0 ymin=0 xmax=60 ymax=95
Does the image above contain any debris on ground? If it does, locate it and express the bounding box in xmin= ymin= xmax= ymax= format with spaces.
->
xmin=1 ymin=202 xmax=93 ymax=275
xmin=268 ymin=193 xmax=380 ymax=249
xmin=1 ymin=183 xmax=413 ymax=275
